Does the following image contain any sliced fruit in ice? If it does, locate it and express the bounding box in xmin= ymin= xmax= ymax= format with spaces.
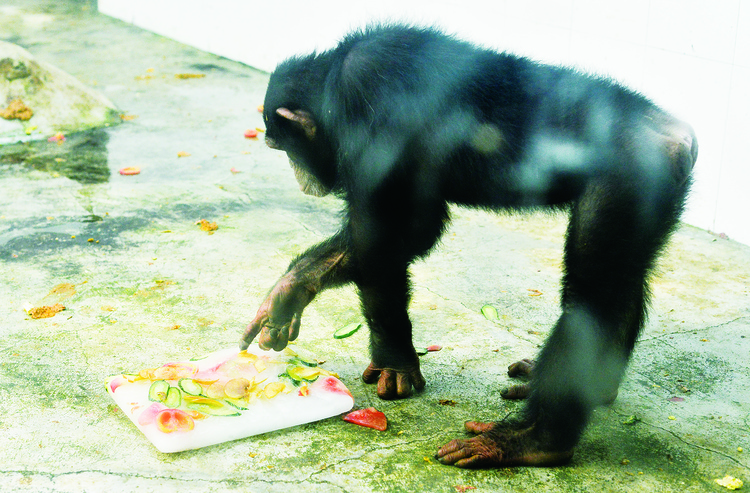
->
xmin=148 ymin=380 xmax=170 ymax=402
xmin=224 ymin=378 xmax=253 ymax=399
xmin=262 ymin=381 xmax=285 ymax=399
xmin=156 ymin=409 xmax=195 ymax=433
xmin=178 ymin=378 xmax=202 ymax=396
xmin=138 ymin=402 xmax=167 ymax=426
xmin=183 ymin=395 xmax=241 ymax=417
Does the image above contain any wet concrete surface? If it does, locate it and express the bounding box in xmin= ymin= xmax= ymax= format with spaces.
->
xmin=1 ymin=1 xmax=749 ymax=492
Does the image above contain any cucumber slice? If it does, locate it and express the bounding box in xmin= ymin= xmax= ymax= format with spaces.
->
xmin=183 ymin=395 xmax=241 ymax=416
xmin=148 ymin=380 xmax=170 ymax=402
xmin=178 ymin=378 xmax=203 ymax=396
xmin=225 ymin=397 xmax=250 ymax=410
xmin=481 ymin=304 xmax=499 ymax=321
xmin=292 ymin=355 xmax=318 ymax=367
xmin=333 ymin=322 xmax=362 ymax=339
xmin=164 ymin=386 xmax=182 ymax=408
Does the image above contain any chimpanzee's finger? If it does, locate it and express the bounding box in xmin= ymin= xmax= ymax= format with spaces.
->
xmin=271 ymin=326 xmax=289 ymax=351
xmin=377 ymin=369 xmax=398 ymax=398
xmin=410 ymin=369 xmax=426 ymax=391
xmin=240 ymin=320 xmax=262 ymax=350
xmin=288 ymin=314 xmax=301 ymax=342
xmin=507 ymin=358 xmax=534 ymax=377
xmin=396 ymin=372 xmax=412 ymax=397
xmin=362 ymin=362 xmax=381 ymax=384
xmin=258 ymin=326 xmax=279 ymax=350
xmin=464 ymin=421 xmax=496 ymax=434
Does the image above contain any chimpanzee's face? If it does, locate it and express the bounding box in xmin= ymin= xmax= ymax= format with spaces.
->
xmin=264 ymin=110 xmax=331 ymax=198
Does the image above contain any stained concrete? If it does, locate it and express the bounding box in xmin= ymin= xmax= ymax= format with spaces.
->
xmin=1 ymin=1 xmax=749 ymax=492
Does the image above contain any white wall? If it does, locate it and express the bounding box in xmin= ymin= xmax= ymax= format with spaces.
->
xmin=99 ymin=0 xmax=750 ymax=246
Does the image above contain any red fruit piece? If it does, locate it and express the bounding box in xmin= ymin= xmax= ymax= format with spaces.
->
xmin=108 ymin=376 xmax=126 ymax=393
xmin=155 ymin=409 xmax=195 ymax=433
xmin=427 ymin=345 xmax=442 ymax=352
xmin=343 ymin=407 xmax=387 ymax=431
xmin=138 ymin=402 xmax=167 ymax=426
xmin=244 ymin=129 xmax=258 ymax=138
xmin=119 ymin=166 xmax=140 ymax=176
xmin=314 ymin=376 xmax=353 ymax=398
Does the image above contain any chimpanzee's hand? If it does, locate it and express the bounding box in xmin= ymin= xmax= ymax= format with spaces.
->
xmin=362 ymin=361 xmax=426 ymax=400
xmin=240 ymin=275 xmax=315 ymax=352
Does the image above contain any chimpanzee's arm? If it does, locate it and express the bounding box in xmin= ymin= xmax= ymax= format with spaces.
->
xmin=240 ymin=232 xmax=352 ymax=351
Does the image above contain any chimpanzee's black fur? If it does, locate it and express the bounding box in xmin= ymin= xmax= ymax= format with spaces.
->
xmin=243 ymin=24 xmax=696 ymax=467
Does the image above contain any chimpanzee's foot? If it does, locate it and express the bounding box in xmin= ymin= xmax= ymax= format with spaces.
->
xmin=362 ymin=362 xmax=426 ymax=399
xmin=500 ymin=357 xmax=619 ymax=405
xmin=436 ymin=421 xmax=574 ymax=468
xmin=501 ymin=358 xmax=534 ymax=400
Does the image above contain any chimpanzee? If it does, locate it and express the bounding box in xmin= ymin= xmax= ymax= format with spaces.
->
xmin=239 ymin=25 xmax=697 ymax=468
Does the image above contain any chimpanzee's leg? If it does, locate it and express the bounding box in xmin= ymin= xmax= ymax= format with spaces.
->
xmin=438 ymin=174 xmax=688 ymax=467
xmin=353 ymin=196 xmax=450 ymax=399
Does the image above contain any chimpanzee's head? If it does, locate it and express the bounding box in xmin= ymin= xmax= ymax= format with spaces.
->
xmin=263 ymin=55 xmax=337 ymax=197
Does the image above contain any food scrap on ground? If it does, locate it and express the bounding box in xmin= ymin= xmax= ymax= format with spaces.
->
xmin=481 ymin=304 xmax=498 ymax=320
xmin=528 ymin=289 xmax=543 ymax=296
xmin=454 ymin=486 xmax=477 ymax=493
xmin=177 ymin=151 xmax=191 ymax=158
xmin=244 ymin=129 xmax=258 ymax=138
xmin=25 ymin=303 xmax=65 ymax=319
xmin=257 ymin=105 xmax=264 ymax=112
xmin=715 ymin=475 xmax=743 ymax=490
xmin=174 ymin=73 xmax=205 ymax=79
xmin=333 ymin=322 xmax=362 ymax=339
xmin=427 ymin=344 xmax=442 ymax=352
xmin=196 ymin=219 xmax=218 ymax=233
xmin=119 ymin=167 xmax=141 ymax=176
xmin=0 ymin=99 xmax=33 ymax=120
xmin=438 ymin=399 xmax=457 ymax=406
xmin=343 ymin=407 xmax=387 ymax=431
xmin=230 ymin=167 xmax=241 ymax=174
xmin=47 ymin=132 xmax=65 ymax=143
xmin=119 ymin=114 xmax=138 ymax=121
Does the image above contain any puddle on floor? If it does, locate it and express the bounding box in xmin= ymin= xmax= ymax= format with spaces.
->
xmin=0 ymin=127 xmax=111 ymax=183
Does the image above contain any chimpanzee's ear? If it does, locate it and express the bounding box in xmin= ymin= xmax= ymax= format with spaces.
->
xmin=276 ymin=108 xmax=317 ymax=140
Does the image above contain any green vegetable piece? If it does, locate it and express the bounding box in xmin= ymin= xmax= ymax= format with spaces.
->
xmin=293 ymin=355 xmax=318 ymax=367
xmin=334 ymin=322 xmax=362 ymax=339
xmin=288 ymin=366 xmax=321 ymax=382
xmin=481 ymin=304 xmax=499 ymax=321
xmin=148 ymin=380 xmax=170 ymax=402
xmin=178 ymin=378 xmax=203 ymax=396
xmin=416 ymin=347 xmax=429 ymax=356
xmin=225 ymin=397 xmax=250 ymax=410
xmin=164 ymin=386 xmax=182 ymax=408
xmin=622 ymin=415 xmax=641 ymax=425
xmin=184 ymin=396 xmax=241 ymax=416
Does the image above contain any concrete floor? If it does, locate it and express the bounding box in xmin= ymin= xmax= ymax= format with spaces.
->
xmin=1 ymin=1 xmax=749 ymax=492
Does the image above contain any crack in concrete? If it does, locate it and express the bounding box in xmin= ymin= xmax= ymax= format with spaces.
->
xmin=305 ymin=433 xmax=444 ymax=485
xmin=640 ymin=315 xmax=748 ymax=343
xmin=0 ymin=468 xmax=351 ymax=491
xmin=610 ymin=410 xmax=750 ymax=471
